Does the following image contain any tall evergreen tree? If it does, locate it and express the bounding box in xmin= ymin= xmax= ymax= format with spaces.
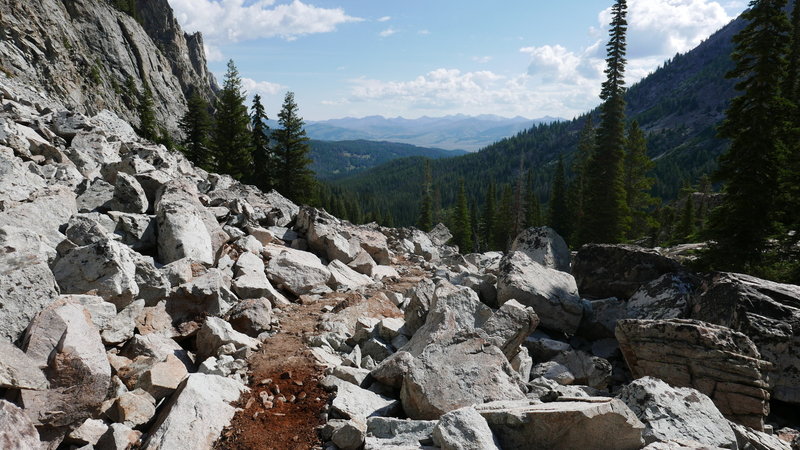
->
xmin=569 ymin=116 xmax=595 ymax=244
xmin=494 ymin=185 xmax=514 ymax=250
xmin=275 ymin=91 xmax=316 ymax=204
xmin=524 ymin=171 xmax=543 ymax=228
xmin=178 ymin=92 xmax=212 ymax=169
xmin=580 ymin=0 xmax=630 ymax=244
xmin=250 ymin=94 xmax=274 ymax=191
xmin=470 ymin=201 xmax=481 ymax=253
xmin=212 ymin=60 xmax=253 ymax=179
xmin=547 ymin=157 xmax=571 ymax=239
xmin=704 ymin=0 xmax=790 ymax=270
xmin=137 ymin=84 xmax=158 ymax=141
xmin=451 ymin=179 xmax=473 ymax=252
xmin=512 ymin=152 xmax=527 ymax=240
xmin=417 ymin=160 xmax=434 ymax=231
xmin=623 ymin=120 xmax=657 ymax=239
xmin=676 ymin=194 xmax=695 ymax=241
xmin=481 ymin=182 xmax=497 ymax=249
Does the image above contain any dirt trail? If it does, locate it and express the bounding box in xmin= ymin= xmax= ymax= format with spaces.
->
xmin=215 ymin=260 xmax=429 ymax=449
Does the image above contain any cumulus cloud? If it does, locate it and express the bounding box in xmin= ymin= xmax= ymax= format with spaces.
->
xmin=345 ymin=68 xmax=590 ymax=116
xmin=523 ymin=0 xmax=735 ymax=91
xmin=242 ymin=78 xmax=285 ymax=97
xmin=171 ymin=0 xmax=362 ymax=45
xmin=597 ymin=0 xmax=734 ymax=59
xmin=379 ymin=27 xmax=398 ymax=37
xmin=472 ymin=56 xmax=493 ymax=64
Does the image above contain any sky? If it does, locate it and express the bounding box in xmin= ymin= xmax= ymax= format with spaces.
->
xmin=170 ymin=0 xmax=749 ymax=121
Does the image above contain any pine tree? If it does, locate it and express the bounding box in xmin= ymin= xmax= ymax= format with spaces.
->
xmin=623 ymin=120 xmax=657 ymax=239
xmin=569 ymin=116 xmax=595 ymax=244
xmin=494 ymin=185 xmax=514 ymax=251
xmin=451 ymin=179 xmax=473 ymax=251
xmin=417 ymin=160 xmax=434 ymax=231
xmin=511 ymin=151 xmax=527 ymax=240
xmin=250 ymin=94 xmax=274 ymax=191
xmin=481 ymin=182 xmax=497 ymax=249
xmin=524 ymin=171 xmax=543 ymax=228
xmin=547 ymin=156 xmax=571 ymax=239
xmin=470 ymin=201 xmax=480 ymax=253
xmin=676 ymin=194 xmax=695 ymax=241
xmin=704 ymin=0 xmax=790 ymax=270
xmin=137 ymin=84 xmax=158 ymax=141
xmin=580 ymin=0 xmax=630 ymax=244
xmin=178 ymin=92 xmax=212 ymax=169
xmin=275 ymin=91 xmax=316 ymax=204
xmin=212 ymin=60 xmax=253 ymax=179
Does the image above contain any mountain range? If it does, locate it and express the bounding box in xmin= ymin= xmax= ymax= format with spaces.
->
xmin=328 ymin=14 xmax=743 ymax=226
xmin=301 ymin=114 xmax=562 ymax=152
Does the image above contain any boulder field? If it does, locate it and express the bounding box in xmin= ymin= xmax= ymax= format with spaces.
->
xmin=0 ymin=75 xmax=799 ymax=450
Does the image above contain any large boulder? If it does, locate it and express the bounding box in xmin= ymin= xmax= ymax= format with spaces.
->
xmin=0 ymin=339 xmax=48 ymax=390
xmin=400 ymin=330 xmax=527 ymax=420
xmin=690 ymin=272 xmax=800 ymax=405
xmin=170 ymin=268 xmax=237 ymax=318
xmin=509 ymin=226 xmax=570 ymax=272
xmin=0 ymin=226 xmax=60 ymax=343
xmin=572 ymin=244 xmax=683 ymax=300
xmin=0 ymin=185 xmax=77 ymax=248
xmin=322 ymin=375 xmax=401 ymax=421
xmin=617 ymin=376 xmax=737 ymax=448
xmin=109 ymin=172 xmax=149 ymax=214
xmin=404 ymin=278 xmax=436 ymax=335
xmin=627 ymin=272 xmax=699 ymax=320
xmin=432 ymin=406 xmax=500 ymax=450
xmin=480 ymin=299 xmax=539 ymax=361
xmin=20 ymin=299 xmax=112 ymax=429
xmin=616 ymin=319 xmax=772 ymax=430
xmin=364 ymin=417 xmax=436 ymax=449
xmin=476 ymin=398 xmax=645 ymax=450
xmin=296 ymin=207 xmax=361 ymax=263
xmin=52 ymin=239 xmax=140 ymax=310
xmin=155 ymin=180 xmax=215 ymax=265
xmin=265 ymin=246 xmax=332 ymax=296
xmin=0 ymin=400 xmax=43 ymax=450
xmin=328 ymin=260 xmax=374 ymax=290
xmin=428 ymin=223 xmax=453 ymax=247
xmin=143 ymin=374 xmax=247 ymax=450
xmin=196 ymin=317 xmax=260 ymax=361
xmin=496 ymin=251 xmax=583 ymax=334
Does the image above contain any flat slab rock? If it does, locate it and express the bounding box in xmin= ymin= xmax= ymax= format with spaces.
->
xmin=142 ymin=373 xmax=248 ymax=450
xmin=475 ymin=398 xmax=645 ymax=450
xmin=616 ymin=318 xmax=772 ymax=430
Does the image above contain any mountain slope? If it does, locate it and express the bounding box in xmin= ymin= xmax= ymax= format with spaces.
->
xmin=309 ymin=140 xmax=466 ymax=180
xmin=332 ymin=16 xmax=744 ymax=226
xmin=0 ymin=0 xmax=216 ymax=134
xmin=304 ymin=114 xmax=561 ymax=151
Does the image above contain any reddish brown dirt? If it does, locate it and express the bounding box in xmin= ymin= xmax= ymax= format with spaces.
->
xmin=216 ymin=259 xmax=430 ymax=450
xmin=215 ymin=298 xmax=337 ymax=450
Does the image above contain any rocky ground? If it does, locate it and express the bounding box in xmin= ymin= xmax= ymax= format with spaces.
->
xmin=1 ymin=71 xmax=800 ymax=450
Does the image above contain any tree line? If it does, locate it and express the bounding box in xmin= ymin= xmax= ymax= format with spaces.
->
xmin=141 ymin=60 xmax=316 ymax=205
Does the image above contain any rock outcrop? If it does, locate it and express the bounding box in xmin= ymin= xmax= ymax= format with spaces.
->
xmin=0 ymin=0 xmax=216 ymax=134
xmin=616 ymin=319 xmax=772 ymax=430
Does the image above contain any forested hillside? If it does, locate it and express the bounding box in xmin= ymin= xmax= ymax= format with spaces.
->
xmin=330 ymin=15 xmax=745 ymax=228
xmin=309 ymin=140 xmax=465 ymax=180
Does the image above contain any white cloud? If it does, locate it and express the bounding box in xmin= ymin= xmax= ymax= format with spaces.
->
xmin=345 ymin=68 xmax=590 ymax=117
xmin=377 ymin=16 xmax=391 ymax=22
xmin=379 ymin=27 xmax=398 ymax=37
xmin=171 ymin=0 xmax=362 ymax=45
xmin=418 ymin=29 xmax=431 ymax=35
xmin=521 ymin=0 xmax=735 ymax=96
xmin=597 ymin=0 xmax=734 ymax=59
xmin=242 ymin=77 xmax=285 ymax=97
xmin=472 ymin=56 xmax=493 ymax=64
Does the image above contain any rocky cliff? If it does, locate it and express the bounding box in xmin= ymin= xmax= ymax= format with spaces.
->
xmin=0 ymin=0 xmax=216 ymax=135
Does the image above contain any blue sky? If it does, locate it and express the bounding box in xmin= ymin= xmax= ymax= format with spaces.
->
xmin=171 ymin=0 xmax=748 ymax=121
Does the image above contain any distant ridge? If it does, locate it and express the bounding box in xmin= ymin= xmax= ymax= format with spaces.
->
xmin=295 ymin=115 xmax=563 ymax=151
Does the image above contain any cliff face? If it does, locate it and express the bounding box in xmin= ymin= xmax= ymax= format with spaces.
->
xmin=0 ymin=0 xmax=217 ymax=134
